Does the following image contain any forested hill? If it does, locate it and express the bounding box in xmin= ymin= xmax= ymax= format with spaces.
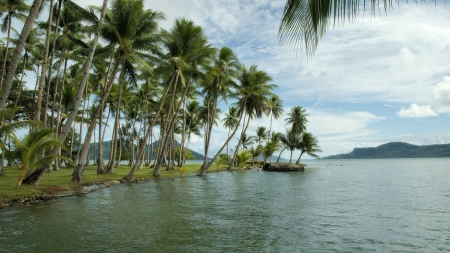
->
xmin=86 ymin=140 xmax=206 ymax=160
xmin=324 ymin=142 xmax=450 ymax=159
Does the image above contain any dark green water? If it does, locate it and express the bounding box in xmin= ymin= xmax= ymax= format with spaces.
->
xmin=1 ymin=158 xmax=450 ymax=252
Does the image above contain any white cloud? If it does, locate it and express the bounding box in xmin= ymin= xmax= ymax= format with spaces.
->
xmin=432 ymin=76 xmax=450 ymax=113
xmin=396 ymin=104 xmax=438 ymax=118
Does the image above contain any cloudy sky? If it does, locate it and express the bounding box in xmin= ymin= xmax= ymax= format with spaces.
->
xmin=144 ymin=0 xmax=450 ymax=158
xmin=25 ymin=0 xmax=450 ymax=159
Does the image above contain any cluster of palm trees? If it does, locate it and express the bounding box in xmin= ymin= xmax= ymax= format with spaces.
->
xmin=242 ymin=106 xmax=321 ymax=167
xmin=0 ymin=0 xmax=320 ymax=185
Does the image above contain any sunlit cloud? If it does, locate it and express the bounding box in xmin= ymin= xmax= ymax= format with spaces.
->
xmin=396 ymin=104 xmax=439 ymax=118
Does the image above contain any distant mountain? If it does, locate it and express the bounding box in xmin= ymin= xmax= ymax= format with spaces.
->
xmin=86 ymin=140 xmax=206 ymax=160
xmin=324 ymin=142 xmax=450 ymax=159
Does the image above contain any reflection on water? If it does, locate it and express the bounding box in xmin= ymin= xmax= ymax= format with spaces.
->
xmin=1 ymin=158 xmax=450 ymax=252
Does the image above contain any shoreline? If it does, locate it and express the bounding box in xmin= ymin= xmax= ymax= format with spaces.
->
xmin=0 ymin=165 xmax=255 ymax=209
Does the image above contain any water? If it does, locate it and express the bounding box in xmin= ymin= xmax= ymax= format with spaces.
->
xmin=1 ymin=158 xmax=449 ymax=252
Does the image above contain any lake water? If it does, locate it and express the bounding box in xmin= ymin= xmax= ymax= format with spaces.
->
xmin=1 ymin=158 xmax=449 ymax=252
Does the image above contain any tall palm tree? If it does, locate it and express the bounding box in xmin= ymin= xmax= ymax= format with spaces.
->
xmin=267 ymin=95 xmax=283 ymax=144
xmin=248 ymin=145 xmax=263 ymax=166
xmin=0 ymin=0 xmax=43 ymax=110
xmin=200 ymin=46 xmax=239 ymax=170
xmin=0 ymin=0 xmax=29 ymax=89
xmin=263 ymin=141 xmax=279 ymax=164
xmin=285 ymin=106 xmax=308 ymax=134
xmin=222 ymin=106 xmax=238 ymax=164
xmin=150 ymin=18 xmax=213 ymax=177
xmin=279 ymin=127 xmax=302 ymax=163
xmin=228 ymin=64 xmax=275 ymax=171
xmin=255 ymin=126 xmax=268 ymax=146
xmin=295 ymin=132 xmax=321 ymax=164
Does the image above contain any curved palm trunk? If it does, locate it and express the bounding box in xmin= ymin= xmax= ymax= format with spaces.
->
xmin=0 ymin=14 xmax=12 ymax=89
xmin=71 ymin=56 xmax=121 ymax=183
xmin=97 ymin=103 xmax=106 ymax=174
xmin=51 ymin=52 xmax=66 ymax=132
xmin=23 ymin=0 xmax=109 ymax=185
xmin=34 ymin=0 xmax=54 ymax=123
xmin=123 ymin=73 xmax=175 ymax=181
xmin=200 ymin=100 xmax=246 ymax=175
xmin=0 ymin=0 xmax=44 ymax=110
xmin=75 ymin=86 xmax=89 ymax=164
xmin=152 ymin=72 xmax=180 ymax=176
xmin=106 ymin=68 xmax=126 ymax=172
xmin=201 ymin=89 xmax=220 ymax=171
xmin=295 ymin=151 xmax=305 ymax=164
xmin=43 ymin=0 xmax=63 ymax=128
xmin=289 ymin=149 xmax=293 ymax=163
xmin=228 ymin=113 xmax=251 ymax=170
xmin=276 ymin=147 xmax=287 ymax=162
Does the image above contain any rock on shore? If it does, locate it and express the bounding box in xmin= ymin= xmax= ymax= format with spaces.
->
xmin=263 ymin=162 xmax=305 ymax=172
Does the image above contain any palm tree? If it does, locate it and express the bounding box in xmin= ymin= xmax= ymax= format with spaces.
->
xmin=150 ymin=18 xmax=213 ymax=177
xmin=240 ymin=133 xmax=257 ymax=151
xmin=255 ymin=126 xmax=268 ymax=146
xmin=0 ymin=0 xmax=43 ymax=110
xmin=228 ymin=64 xmax=275 ymax=171
xmin=295 ymin=132 xmax=321 ymax=164
xmin=279 ymin=128 xmax=302 ymax=163
xmin=0 ymin=108 xmax=40 ymax=175
xmin=0 ymin=0 xmax=29 ymax=89
xmin=200 ymin=46 xmax=239 ymax=170
xmin=285 ymin=106 xmax=308 ymax=134
xmin=222 ymin=106 xmax=239 ymax=164
xmin=263 ymin=141 xmax=279 ymax=164
xmin=267 ymin=95 xmax=283 ymax=145
xmin=248 ymin=145 xmax=263 ymax=166
xmin=6 ymin=128 xmax=70 ymax=185
xmin=279 ymin=0 xmax=402 ymax=57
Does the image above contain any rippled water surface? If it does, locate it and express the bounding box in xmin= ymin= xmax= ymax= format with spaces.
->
xmin=1 ymin=158 xmax=450 ymax=252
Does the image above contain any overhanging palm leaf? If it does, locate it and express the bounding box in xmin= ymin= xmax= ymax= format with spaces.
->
xmin=279 ymin=0 xmax=394 ymax=58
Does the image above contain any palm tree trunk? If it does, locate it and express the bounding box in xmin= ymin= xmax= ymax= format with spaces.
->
xmin=122 ymin=73 xmax=175 ymax=181
xmin=75 ymin=85 xmax=88 ymax=164
xmin=0 ymin=0 xmax=44 ymax=110
xmin=8 ymin=54 xmax=28 ymax=123
xmin=51 ymin=52 xmax=65 ymax=132
xmin=106 ymin=68 xmax=126 ymax=172
xmin=34 ymin=0 xmax=54 ymax=124
xmin=201 ymin=90 xmax=220 ymax=170
xmin=295 ymin=151 xmax=304 ymax=164
xmin=153 ymin=71 xmax=180 ymax=176
xmin=289 ymin=150 xmax=293 ymax=163
xmin=43 ymin=0 xmax=63 ymax=129
xmin=56 ymin=58 xmax=68 ymax=137
xmin=97 ymin=103 xmax=105 ymax=174
xmin=0 ymin=14 xmax=12 ymax=89
xmin=71 ymin=55 xmax=122 ymax=183
xmin=200 ymin=99 xmax=246 ymax=174
xmin=276 ymin=147 xmax=287 ymax=162
xmin=228 ymin=113 xmax=251 ymax=171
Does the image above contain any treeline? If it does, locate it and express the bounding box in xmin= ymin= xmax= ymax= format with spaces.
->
xmin=324 ymin=142 xmax=450 ymax=159
xmin=0 ymin=0 xmax=320 ymax=186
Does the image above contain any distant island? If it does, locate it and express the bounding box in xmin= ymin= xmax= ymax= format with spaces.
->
xmin=324 ymin=142 xmax=450 ymax=159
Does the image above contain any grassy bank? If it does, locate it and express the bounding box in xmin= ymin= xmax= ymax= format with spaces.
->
xmin=0 ymin=164 xmax=229 ymax=206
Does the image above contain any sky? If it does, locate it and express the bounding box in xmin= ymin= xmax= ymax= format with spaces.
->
xmin=18 ymin=0 xmax=450 ymax=159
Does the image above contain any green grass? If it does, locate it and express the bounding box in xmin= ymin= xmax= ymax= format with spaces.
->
xmin=0 ymin=163 xmax=227 ymax=205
